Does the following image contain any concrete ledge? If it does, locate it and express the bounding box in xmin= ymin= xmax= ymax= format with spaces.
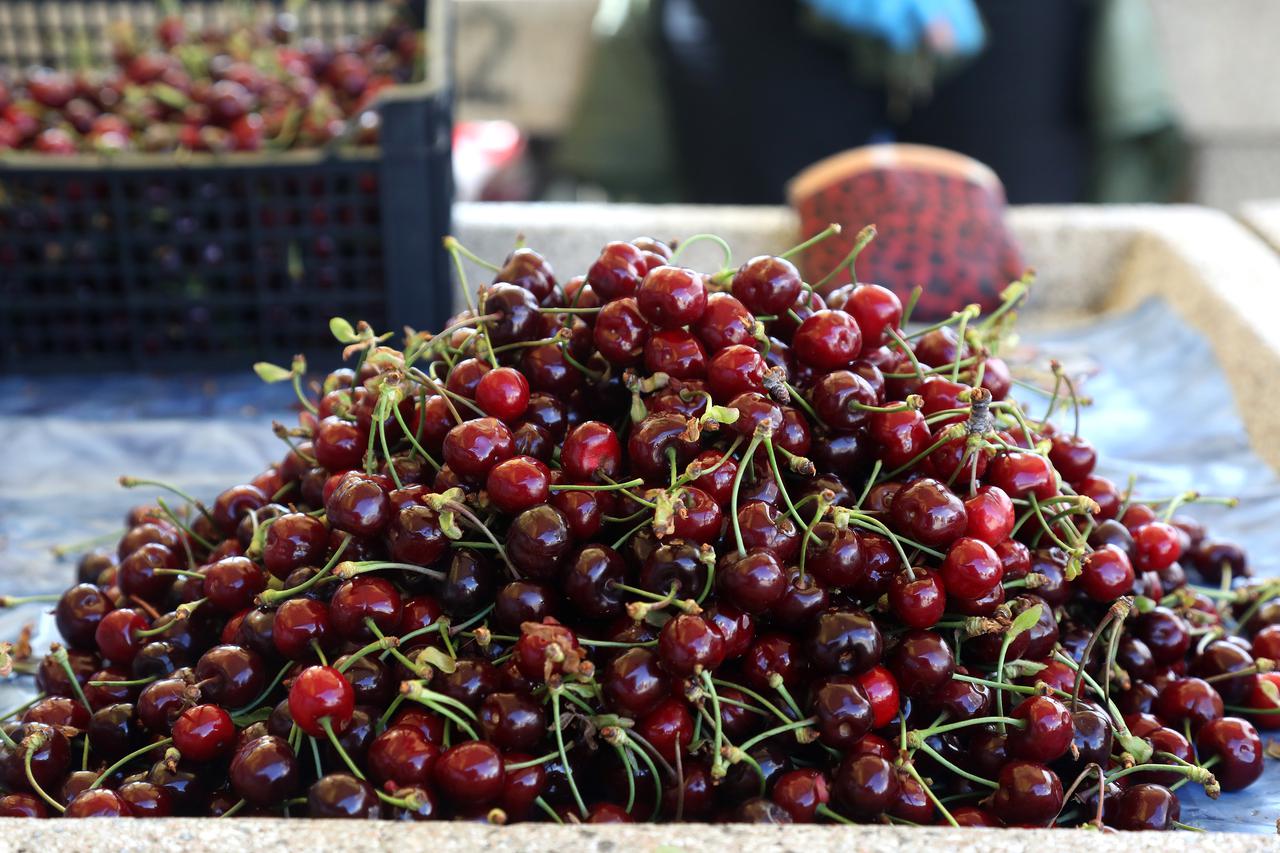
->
xmin=1 ymin=818 xmax=1275 ymax=851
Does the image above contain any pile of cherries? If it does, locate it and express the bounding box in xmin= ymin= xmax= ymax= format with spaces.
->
xmin=4 ymin=226 xmax=1275 ymax=829
xmin=0 ymin=7 xmax=420 ymax=154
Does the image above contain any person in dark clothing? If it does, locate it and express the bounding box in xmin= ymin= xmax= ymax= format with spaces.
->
xmin=655 ymin=0 xmax=1091 ymax=204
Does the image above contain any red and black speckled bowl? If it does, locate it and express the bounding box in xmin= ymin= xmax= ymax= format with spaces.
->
xmin=788 ymin=144 xmax=1025 ymax=321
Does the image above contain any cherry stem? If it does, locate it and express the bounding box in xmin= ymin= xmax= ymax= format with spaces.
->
xmin=798 ymin=494 xmax=832 ymax=582
xmin=51 ymin=647 xmax=93 ymax=713
xmin=876 ymin=423 xmax=965 ymax=483
xmin=910 ymin=716 xmax=1024 ymax=742
xmin=779 ymin=222 xmax=842 ymax=260
xmin=51 ymin=529 xmax=121 ymax=559
xmin=669 ymin=233 xmax=732 ymax=269
xmin=0 ymin=694 xmax=43 ymax=724
xmin=885 ymin=327 xmax=926 ymax=383
xmin=736 ymin=716 xmax=816 ymax=753
xmin=400 ymin=681 xmax=479 ymax=738
xmin=814 ymin=224 xmax=876 ymax=290
xmin=548 ymin=685 xmax=589 ymax=819
xmin=783 ymin=383 xmax=826 ymax=429
xmin=610 ymin=742 xmax=638 ymax=815
xmin=154 ymin=497 xmax=216 ymax=554
xmin=337 ymin=561 xmax=446 ymax=582
xmin=260 ymin=535 xmax=351 ymax=606
xmin=118 ymin=477 xmax=217 ymax=528
xmin=730 ymin=434 xmax=764 ymax=556
xmin=389 ymin=402 xmax=443 ymax=472
xmin=551 ymin=478 xmax=645 ymax=493
xmin=89 ymin=737 xmax=173 ymax=789
xmin=815 ymin=803 xmax=855 ymax=825
xmin=597 ymin=475 xmax=657 ymax=508
xmin=319 ymin=716 xmax=365 ymax=779
xmin=698 ymin=671 xmax=729 ymax=780
xmin=762 ymin=438 xmax=820 ymax=545
xmin=88 ymin=675 xmax=157 ymax=688
xmin=900 ymin=761 xmax=959 ymax=828
xmin=675 ymin=436 xmax=743 ymax=488
xmin=0 ymin=594 xmax=59 ymax=607
xmin=437 ymin=500 xmax=519 ymax=576
xmin=24 ymin=741 xmax=65 ymax=813
xmin=882 ymin=357 xmax=981 ymax=381
xmin=914 ymin=740 xmax=997 ymax=789
xmin=1105 ymin=761 xmax=1216 ymax=790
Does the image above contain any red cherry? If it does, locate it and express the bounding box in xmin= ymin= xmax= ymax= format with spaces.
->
xmin=442 ymin=417 xmax=515 ymax=480
xmin=485 ymin=456 xmax=551 ymax=514
xmin=637 ymin=265 xmax=707 ymax=329
xmin=987 ymin=451 xmax=1058 ymax=501
xmin=845 ymin=284 xmax=902 ymax=350
xmin=587 ymin=241 xmax=646 ymax=300
xmin=1078 ymin=544 xmax=1135 ymax=602
xmin=940 ymin=537 xmax=1003 ymax=598
xmin=706 ymin=344 xmax=767 ymax=401
xmin=1048 ymin=433 xmax=1096 ymax=482
xmin=288 ymin=665 xmax=355 ymax=737
xmin=1132 ymin=522 xmax=1182 ymax=571
xmin=658 ymin=613 xmax=726 ymax=676
xmin=855 ymin=665 xmax=901 ymax=729
xmin=888 ymin=567 xmax=946 ymax=629
xmin=963 ymin=485 xmax=1014 ymax=545
xmin=731 ymin=255 xmax=803 ymax=316
xmin=475 ymin=367 xmax=530 ymax=422
xmin=172 ymin=704 xmax=236 ymax=762
xmin=561 ymin=421 xmax=622 ymax=482
xmin=792 ymin=310 xmax=862 ymax=370
xmin=644 ymin=329 xmax=708 ymax=379
xmin=693 ymin=293 xmax=756 ymax=352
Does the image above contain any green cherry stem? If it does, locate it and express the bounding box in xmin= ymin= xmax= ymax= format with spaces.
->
xmin=89 ymin=737 xmax=173 ymax=789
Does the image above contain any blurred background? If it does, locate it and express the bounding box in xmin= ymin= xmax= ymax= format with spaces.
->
xmin=455 ymin=0 xmax=1273 ymax=209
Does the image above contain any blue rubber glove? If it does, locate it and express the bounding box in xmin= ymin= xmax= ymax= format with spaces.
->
xmin=801 ymin=0 xmax=985 ymax=55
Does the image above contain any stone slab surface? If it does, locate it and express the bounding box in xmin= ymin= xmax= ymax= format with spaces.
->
xmin=1 ymin=818 xmax=1276 ymax=851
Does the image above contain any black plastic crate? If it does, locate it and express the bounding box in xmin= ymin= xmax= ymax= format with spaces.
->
xmin=0 ymin=0 xmax=453 ymax=374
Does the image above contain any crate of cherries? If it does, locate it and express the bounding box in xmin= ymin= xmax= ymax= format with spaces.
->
xmin=5 ymin=225 xmax=1275 ymax=829
xmin=0 ymin=0 xmax=451 ymax=374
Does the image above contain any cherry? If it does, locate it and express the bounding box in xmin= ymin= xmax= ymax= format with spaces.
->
xmin=329 ymin=576 xmax=403 ymax=640
xmin=368 ymin=725 xmax=439 ymax=786
xmin=1112 ymin=783 xmax=1179 ymax=831
xmin=485 ymin=456 xmax=551 ymax=515
xmin=272 ymin=597 xmax=332 ymax=660
xmin=204 ymin=556 xmax=268 ymax=613
xmin=475 ymin=366 xmax=530 ymax=421
xmin=793 ymin=310 xmax=862 ymax=370
xmin=636 ymin=697 xmax=694 ymax=762
xmin=172 ymin=704 xmax=235 ymax=762
xmin=288 ymin=665 xmax=355 ymax=737
xmin=1244 ymin=672 xmax=1280 ymax=729
xmin=118 ymin=542 xmax=179 ymax=601
xmin=23 ymin=696 xmax=90 ymax=732
xmin=706 ymin=344 xmax=767 ymax=401
xmin=262 ymin=512 xmax=328 ymax=579
xmin=325 ymin=472 xmax=392 ymax=537
xmin=891 ymin=478 xmax=967 ymax=548
xmin=484 ymin=283 xmax=541 ymax=346
xmin=718 ymin=549 xmax=786 ymax=614
xmin=869 ymin=409 xmax=931 ymax=469
xmin=0 ymin=793 xmax=46 ymax=818
xmin=1135 ymin=606 xmax=1191 ymax=664
xmin=1078 ymin=544 xmax=1135 ymax=602
xmin=479 ymin=692 xmax=546 ymax=752
xmin=506 ymin=505 xmax=573 ymax=578
xmin=857 ymin=665 xmax=901 ymax=728
xmin=387 ymin=505 xmax=449 ymax=566
xmin=1132 ymin=522 xmax=1182 ymax=572
xmin=833 ymin=753 xmax=898 ymax=820
xmin=66 ymin=789 xmax=132 ymax=818
xmin=587 ymin=241 xmax=646 ymax=300
xmin=1047 ymin=433 xmax=1096 ymax=482
xmin=1008 ymin=695 xmax=1074 ymax=763
xmin=94 ymin=608 xmax=150 ymax=665
xmin=991 ymin=761 xmax=1062 ymax=827
xmin=888 ymin=567 xmax=947 ymax=629
xmin=811 ymin=677 xmax=873 ymax=749
xmin=644 ymin=329 xmax=709 ymax=380
xmin=940 ymin=536 xmax=1003 ymax=598
xmin=230 ymin=735 xmax=299 ymax=805
xmin=434 ymin=740 xmax=505 ymax=806
xmin=443 ymin=417 xmax=515 ymax=480
xmin=987 ymin=451 xmax=1058 ymax=501
xmin=497 ymin=246 xmax=557 ymax=301
xmin=805 ymin=608 xmax=882 ymax=675
xmin=931 ymin=665 xmax=991 ymax=722
xmin=211 ymin=484 xmax=269 ymax=535
xmin=561 ymin=421 xmax=622 ymax=482
xmin=694 ymin=292 xmax=756 ymax=352
xmin=771 ymin=768 xmax=830 ymax=823
xmin=594 ymin=297 xmax=650 ymax=364
xmin=603 ymin=648 xmax=668 ymax=717
xmin=811 ymin=370 xmax=878 ymax=432
xmin=637 ymin=265 xmax=707 ymax=328
xmin=731 ymin=255 xmax=803 ymax=315
xmin=194 ymin=644 xmax=265 ymax=708
xmin=951 ymin=805 xmax=1000 ymax=827
xmin=963 ymin=485 xmax=1015 ymax=546
xmin=658 ymin=613 xmax=725 ymax=676
xmin=307 ymin=773 xmax=380 ymax=819
xmin=888 ymin=629 xmax=954 ymax=697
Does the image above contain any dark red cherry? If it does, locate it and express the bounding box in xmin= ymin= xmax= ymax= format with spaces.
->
xmin=793 ymin=310 xmax=862 ymax=370
xmin=230 ymin=735 xmax=299 ymax=805
xmin=587 ymin=241 xmax=646 ymax=300
xmin=940 ymin=536 xmax=1003 ymax=598
xmin=204 ymin=556 xmax=268 ymax=613
xmin=845 ymin=284 xmax=902 ymax=350
xmin=1112 ymin=783 xmax=1179 ymax=831
xmin=731 ymin=255 xmax=803 ymax=315
xmin=963 ymin=485 xmax=1014 ymax=546
xmin=478 ymin=692 xmax=547 ymax=752
xmin=991 ymin=761 xmax=1062 ymax=827
xmin=194 ymin=645 xmax=265 ymax=708
xmin=833 ymin=753 xmax=898 ymax=820
xmin=443 ymin=418 xmax=515 ymax=480
xmin=658 ymin=613 xmax=725 ymax=676
xmin=811 ymin=677 xmax=873 ymax=749
xmin=637 ymin=265 xmax=707 ymax=328
xmin=888 ymin=629 xmax=954 ymax=697
xmin=891 ymin=478 xmax=967 ymax=548
xmin=263 ymin=512 xmax=328 ymax=579
xmin=594 ymin=297 xmax=650 ymax=364
xmin=644 ymin=329 xmax=709 ymax=380
xmin=806 ymin=608 xmax=881 ymax=675
xmin=603 ymin=648 xmax=668 ymax=718
xmin=694 ymin=292 xmax=756 ymax=352
xmin=888 ymin=567 xmax=947 ymax=629
xmin=706 ymin=344 xmax=767 ymax=401
xmin=1156 ymin=677 xmax=1224 ymax=732
xmin=329 ymin=576 xmax=402 ymax=641
xmin=1008 ymin=696 xmax=1074 ymax=763
xmin=506 ymin=505 xmax=573 ymax=578
xmin=368 ymin=725 xmax=439 ymax=787
xmin=868 ymin=409 xmax=931 ymax=469
xmin=987 ymin=451 xmax=1058 ymax=501
xmin=717 ymin=549 xmax=786 ymax=614
xmin=485 ymin=456 xmax=551 ymax=515
xmin=434 ymin=740 xmax=505 ymax=806
xmin=1048 ymin=433 xmax=1096 ymax=482
xmin=65 ymin=789 xmax=131 ymax=818
xmin=55 ymin=583 xmax=114 ymax=650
